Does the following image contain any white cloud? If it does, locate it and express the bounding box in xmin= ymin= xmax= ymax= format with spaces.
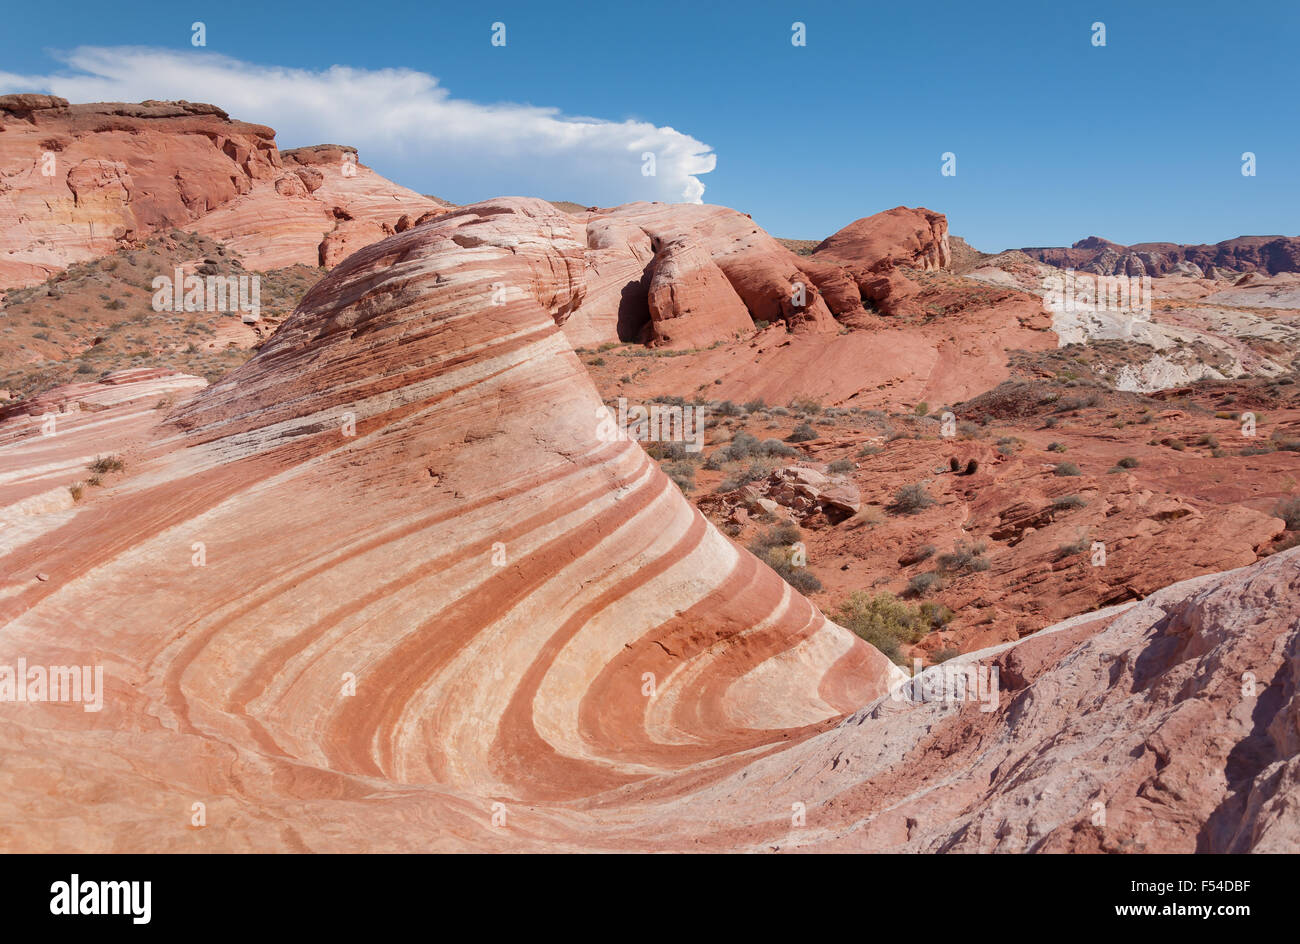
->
xmin=0 ymin=46 xmax=716 ymax=206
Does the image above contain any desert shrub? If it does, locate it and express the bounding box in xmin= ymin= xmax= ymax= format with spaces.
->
xmin=1057 ymin=535 xmax=1091 ymax=558
xmin=1054 ymin=392 xmax=1101 ymax=413
xmin=742 ymin=398 xmax=767 ymax=412
xmin=88 ymin=455 xmax=125 ymax=474
xmin=827 ymin=459 xmax=854 ymax=474
xmin=750 ymin=526 xmax=821 ymax=593
xmin=1271 ymin=532 xmax=1300 ymax=554
xmin=789 ymin=396 xmax=823 ymax=415
xmin=787 ymin=422 xmax=819 ymax=442
xmin=1275 ymin=497 xmax=1300 ymax=531
xmin=766 ymin=556 xmax=823 ymax=594
xmin=1047 ymin=441 xmax=1067 ymax=453
xmin=888 ymin=483 xmax=934 ymax=515
xmin=1054 ymin=462 xmax=1081 ymax=477
xmin=714 ymin=400 xmax=743 ymax=417
xmin=905 ymin=571 xmax=944 ymax=598
xmin=936 ymin=541 xmax=989 ymax=575
xmin=587 ymin=356 xmax=605 ymax=366
xmin=1198 ymin=434 xmax=1219 ymax=448
xmin=836 ymin=591 xmax=929 ymax=664
xmin=759 ymin=438 xmax=797 ymax=457
xmin=919 ymin=601 xmax=955 ymax=630
xmin=664 ymin=461 xmax=696 ymax=492
xmin=906 ymin=544 xmax=936 ymax=564
xmin=1116 ymin=456 xmax=1140 ymax=468
xmin=646 ymin=441 xmax=690 ymax=461
xmin=1052 ymin=494 xmax=1087 ymax=510
xmin=931 ymin=646 xmax=961 ymax=663
xmin=713 ymin=431 xmax=760 ymax=462
xmin=68 ymin=483 xmax=84 ymax=502
xmin=913 ymin=401 xmax=929 ymax=416
xmin=717 ymin=460 xmax=774 ymax=492
xmin=858 ymin=444 xmax=882 ymax=457
xmin=751 ymin=523 xmax=801 ymax=550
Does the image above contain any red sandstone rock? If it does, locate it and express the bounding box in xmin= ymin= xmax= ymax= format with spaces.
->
xmin=563 ymin=202 xmax=839 ymax=348
xmin=644 ymin=238 xmax=754 ymax=347
xmin=0 ymin=96 xmax=448 ymax=287
xmin=814 ymin=206 xmax=952 ymax=271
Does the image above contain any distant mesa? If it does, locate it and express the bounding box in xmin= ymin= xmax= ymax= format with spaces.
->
xmin=1019 ymin=233 xmax=1300 ymax=278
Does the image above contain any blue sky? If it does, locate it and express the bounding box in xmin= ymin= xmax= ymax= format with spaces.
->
xmin=3 ymin=0 xmax=1297 ymax=250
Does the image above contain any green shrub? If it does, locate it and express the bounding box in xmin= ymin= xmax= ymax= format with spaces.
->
xmin=918 ymin=600 xmax=954 ymax=630
xmin=835 ymin=591 xmax=929 ymax=664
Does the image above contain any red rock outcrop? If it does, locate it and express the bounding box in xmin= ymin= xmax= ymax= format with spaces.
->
xmin=810 ymin=206 xmax=952 ymax=316
xmin=0 ymin=96 xmax=447 ymax=287
xmin=814 ymin=206 xmax=952 ymax=271
xmin=643 ymin=238 xmax=754 ymax=347
xmin=563 ymin=202 xmax=840 ymax=348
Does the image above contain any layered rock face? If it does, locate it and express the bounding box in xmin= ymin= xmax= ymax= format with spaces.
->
xmin=0 ymin=197 xmax=897 ymax=849
xmin=0 ymin=199 xmax=1295 ymax=851
xmin=1020 ymin=234 xmax=1300 ymax=277
xmin=0 ymin=96 xmax=446 ymax=287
